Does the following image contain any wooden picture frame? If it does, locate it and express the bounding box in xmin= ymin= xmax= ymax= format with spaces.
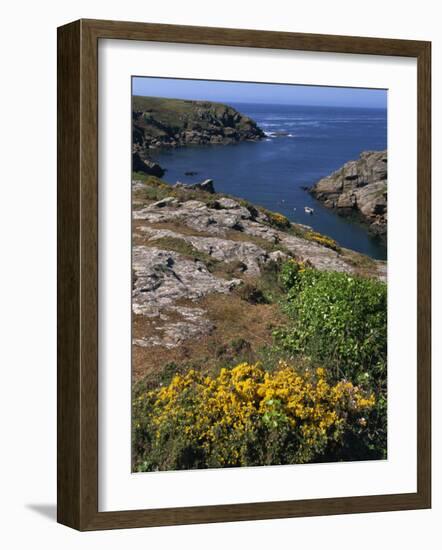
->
xmin=57 ymin=18 xmax=431 ymax=531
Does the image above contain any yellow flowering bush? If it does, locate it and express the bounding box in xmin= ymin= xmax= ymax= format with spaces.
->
xmin=133 ymin=362 xmax=375 ymax=471
xmin=265 ymin=210 xmax=291 ymax=229
xmin=305 ymin=230 xmax=340 ymax=251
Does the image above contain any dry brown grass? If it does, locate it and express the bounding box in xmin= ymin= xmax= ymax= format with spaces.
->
xmin=340 ymin=247 xmax=384 ymax=279
xmin=132 ymin=293 xmax=287 ymax=384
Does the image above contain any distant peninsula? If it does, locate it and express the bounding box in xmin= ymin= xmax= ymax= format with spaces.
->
xmin=132 ymin=96 xmax=265 ymax=176
xmin=309 ymin=150 xmax=387 ymax=240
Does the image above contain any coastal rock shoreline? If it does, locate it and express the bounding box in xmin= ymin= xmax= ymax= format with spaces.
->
xmin=132 ymin=96 xmax=265 ymax=176
xmin=309 ymin=150 xmax=388 ymax=240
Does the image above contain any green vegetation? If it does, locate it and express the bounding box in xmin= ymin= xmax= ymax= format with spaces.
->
xmin=276 ymin=261 xmax=387 ymax=378
xmin=133 ymin=258 xmax=387 ymax=469
xmin=132 ymin=173 xmax=387 ymax=468
xmin=133 ymin=96 xmax=240 ymax=128
xmin=274 ymin=261 xmax=387 ymax=460
xmin=133 ymin=95 xmax=262 ymax=147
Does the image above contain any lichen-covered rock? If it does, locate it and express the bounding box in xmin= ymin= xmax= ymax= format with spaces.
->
xmin=132 ymin=246 xmax=242 ymax=348
xmin=150 ymin=197 xmax=180 ymax=208
xmin=134 ymin=306 xmax=214 ymax=349
xmin=215 ymin=197 xmax=242 ymax=209
xmin=134 ymin=192 xmax=385 ymax=277
xmin=134 ymin=197 xmax=253 ymax=235
xmin=140 ymin=226 xmax=271 ymax=276
xmin=174 ymin=179 xmax=215 ymax=194
xmin=132 ymin=182 xmax=386 ymax=349
xmin=132 ymin=246 xmax=241 ymax=317
xmin=310 ymin=150 xmax=387 ymax=238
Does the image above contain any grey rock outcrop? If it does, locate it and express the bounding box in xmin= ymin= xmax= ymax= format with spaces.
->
xmin=134 ymin=196 xmax=252 ymax=235
xmin=133 ymin=97 xmax=264 ymax=149
xmin=174 ymin=179 xmax=215 ymax=194
xmin=139 ymin=226 xmax=272 ymax=276
xmin=132 ymin=246 xmax=240 ymax=317
xmin=134 ymin=194 xmax=373 ymax=274
xmin=132 ymin=180 xmax=386 ymax=350
xmin=132 ymin=151 xmax=165 ymax=177
xmin=132 ymin=246 xmax=241 ymax=348
xmin=310 ymin=151 xmax=387 ymax=238
xmin=133 ymin=305 xmax=214 ymax=349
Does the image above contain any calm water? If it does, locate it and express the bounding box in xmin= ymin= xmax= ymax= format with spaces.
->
xmin=152 ymin=103 xmax=387 ymax=259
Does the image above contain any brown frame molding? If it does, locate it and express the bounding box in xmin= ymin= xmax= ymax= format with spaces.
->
xmin=57 ymin=18 xmax=431 ymax=531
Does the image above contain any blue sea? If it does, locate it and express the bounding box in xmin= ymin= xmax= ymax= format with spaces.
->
xmin=151 ymin=103 xmax=387 ymax=260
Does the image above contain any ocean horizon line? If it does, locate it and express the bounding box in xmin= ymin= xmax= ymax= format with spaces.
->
xmin=132 ymin=94 xmax=386 ymax=111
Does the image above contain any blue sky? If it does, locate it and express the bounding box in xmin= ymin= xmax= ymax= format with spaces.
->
xmin=132 ymin=77 xmax=387 ymax=109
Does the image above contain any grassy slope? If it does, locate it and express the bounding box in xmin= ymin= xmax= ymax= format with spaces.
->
xmin=132 ymin=95 xmax=259 ymax=138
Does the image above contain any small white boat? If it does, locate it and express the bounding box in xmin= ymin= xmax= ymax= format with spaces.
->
xmin=304 ymin=206 xmax=314 ymax=214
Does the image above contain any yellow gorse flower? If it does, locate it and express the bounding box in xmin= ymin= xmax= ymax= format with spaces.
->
xmin=266 ymin=210 xmax=290 ymax=228
xmin=139 ymin=362 xmax=375 ymax=468
xmin=305 ymin=230 xmax=339 ymax=251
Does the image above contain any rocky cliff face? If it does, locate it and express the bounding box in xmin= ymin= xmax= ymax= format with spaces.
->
xmin=310 ymin=151 xmax=387 ymax=239
xmin=132 ymin=96 xmax=265 ymax=175
xmin=132 ymin=177 xmax=386 ymax=378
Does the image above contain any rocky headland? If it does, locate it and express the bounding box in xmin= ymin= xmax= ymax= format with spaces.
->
xmin=132 ymin=176 xmax=387 ymax=380
xmin=309 ymin=150 xmax=387 ymax=239
xmin=132 ymin=96 xmax=265 ymax=176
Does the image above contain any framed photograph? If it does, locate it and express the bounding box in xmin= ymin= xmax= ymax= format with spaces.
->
xmin=57 ymin=19 xmax=431 ymax=530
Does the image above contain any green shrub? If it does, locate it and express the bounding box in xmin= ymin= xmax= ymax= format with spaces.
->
xmin=276 ymin=261 xmax=387 ymax=381
xmin=274 ymin=261 xmax=387 ymax=460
